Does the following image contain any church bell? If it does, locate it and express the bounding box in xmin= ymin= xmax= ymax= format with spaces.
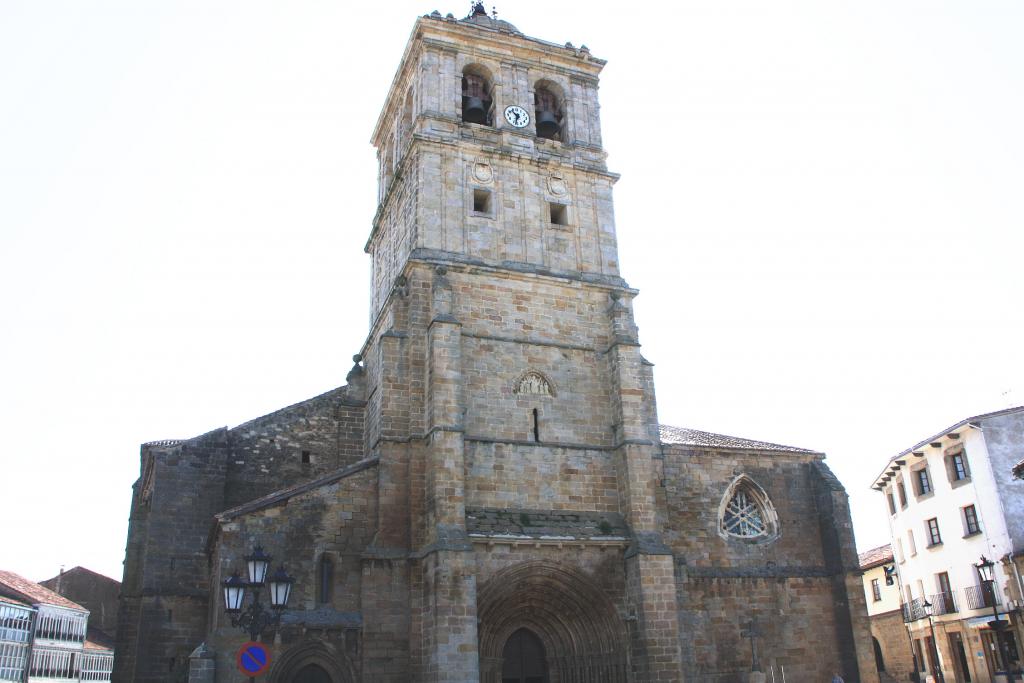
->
xmin=536 ymin=109 xmax=560 ymax=139
xmin=535 ymin=88 xmax=561 ymax=139
xmin=462 ymin=73 xmax=491 ymax=125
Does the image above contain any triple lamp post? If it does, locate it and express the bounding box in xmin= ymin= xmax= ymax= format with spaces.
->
xmin=976 ymin=555 xmax=1017 ymax=683
xmin=222 ymin=545 xmax=296 ymax=641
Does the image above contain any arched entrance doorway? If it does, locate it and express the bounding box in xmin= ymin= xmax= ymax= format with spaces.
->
xmin=501 ymin=628 xmax=548 ymax=683
xmin=477 ymin=560 xmax=628 ymax=683
xmin=872 ymin=636 xmax=886 ymax=672
xmin=294 ymin=663 xmax=332 ymax=683
xmin=269 ymin=639 xmax=357 ymax=683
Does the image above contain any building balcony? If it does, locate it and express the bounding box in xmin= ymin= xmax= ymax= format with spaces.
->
xmin=963 ymin=584 xmax=1001 ymax=611
xmin=929 ymin=591 xmax=958 ymax=616
xmin=903 ymin=598 xmax=928 ymax=623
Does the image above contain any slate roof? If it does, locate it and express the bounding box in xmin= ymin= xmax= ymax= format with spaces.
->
xmin=659 ymin=425 xmax=819 ymax=454
xmin=466 ymin=508 xmax=629 ymax=540
xmin=0 ymin=570 xmax=86 ymax=611
xmin=858 ymin=544 xmax=894 ymax=570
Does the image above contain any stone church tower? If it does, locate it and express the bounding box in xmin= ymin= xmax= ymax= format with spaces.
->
xmin=115 ymin=7 xmax=878 ymax=683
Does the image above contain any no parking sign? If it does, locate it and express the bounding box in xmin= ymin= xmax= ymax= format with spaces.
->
xmin=236 ymin=642 xmax=271 ymax=677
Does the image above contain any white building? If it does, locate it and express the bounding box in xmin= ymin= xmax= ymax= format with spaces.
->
xmin=872 ymin=406 xmax=1024 ymax=683
xmin=0 ymin=570 xmax=113 ymax=683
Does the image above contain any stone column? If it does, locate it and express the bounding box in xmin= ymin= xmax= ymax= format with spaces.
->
xmin=608 ymin=294 xmax=685 ymax=680
xmin=417 ymin=266 xmax=479 ymax=682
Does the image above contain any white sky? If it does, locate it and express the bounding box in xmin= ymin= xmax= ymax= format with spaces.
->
xmin=2 ymin=1 xmax=1022 ymax=583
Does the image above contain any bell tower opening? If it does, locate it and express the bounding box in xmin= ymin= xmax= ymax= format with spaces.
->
xmin=534 ymin=83 xmax=563 ymax=140
xmin=501 ymin=628 xmax=548 ymax=683
xmin=462 ymin=67 xmax=493 ymax=126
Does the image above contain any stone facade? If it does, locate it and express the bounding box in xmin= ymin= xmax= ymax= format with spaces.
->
xmin=40 ymin=566 xmax=121 ymax=640
xmin=116 ymin=7 xmax=877 ymax=683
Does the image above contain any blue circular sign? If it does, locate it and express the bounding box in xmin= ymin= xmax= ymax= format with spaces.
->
xmin=236 ymin=642 xmax=270 ymax=676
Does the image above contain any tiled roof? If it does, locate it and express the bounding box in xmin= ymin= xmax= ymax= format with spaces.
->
xmin=858 ymin=544 xmax=894 ymax=569
xmin=466 ymin=508 xmax=629 ymax=540
xmin=873 ymin=405 xmax=1024 ymax=486
xmin=84 ymin=627 xmax=115 ymax=651
xmin=40 ymin=566 xmax=121 ymax=590
xmin=0 ymin=594 xmax=31 ymax=608
xmin=659 ymin=425 xmax=819 ymax=454
xmin=0 ymin=570 xmax=85 ymax=611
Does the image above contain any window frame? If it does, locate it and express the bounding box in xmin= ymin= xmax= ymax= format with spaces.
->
xmin=947 ymin=449 xmax=972 ymax=485
xmin=926 ymin=517 xmax=942 ymax=547
xmin=871 ymin=578 xmax=882 ymax=602
xmin=963 ymin=504 xmax=981 ymax=536
xmin=897 ymin=480 xmax=908 ymax=508
xmin=914 ymin=467 xmax=933 ymax=497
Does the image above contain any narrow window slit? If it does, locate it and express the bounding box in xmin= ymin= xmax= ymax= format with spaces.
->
xmin=532 ymin=408 xmax=540 ymax=442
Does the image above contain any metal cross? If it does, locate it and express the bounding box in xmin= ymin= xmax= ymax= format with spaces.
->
xmin=740 ymin=619 xmax=763 ymax=672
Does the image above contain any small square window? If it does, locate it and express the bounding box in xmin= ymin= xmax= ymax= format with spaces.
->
xmin=301 ymin=450 xmax=312 ymax=464
xmin=549 ymin=202 xmax=568 ymax=226
xmin=473 ymin=188 xmax=492 ymax=214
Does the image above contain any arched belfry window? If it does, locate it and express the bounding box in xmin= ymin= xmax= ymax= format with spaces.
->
xmin=534 ymin=83 xmax=563 ymax=141
xmin=718 ymin=475 xmax=779 ymax=542
xmin=462 ymin=67 xmax=493 ymax=126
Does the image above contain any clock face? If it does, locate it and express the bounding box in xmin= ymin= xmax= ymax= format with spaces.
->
xmin=504 ymin=105 xmax=530 ymax=128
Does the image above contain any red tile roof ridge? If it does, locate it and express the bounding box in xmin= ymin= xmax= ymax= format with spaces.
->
xmin=0 ymin=569 xmax=86 ymax=611
xmin=858 ymin=543 xmax=894 ymax=569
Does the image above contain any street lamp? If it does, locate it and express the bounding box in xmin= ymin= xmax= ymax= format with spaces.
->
xmin=922 ymin=599 xmax=944 ymax=683
xmin=976 ymin=556 xmax=1017 ymax=683
xmin=222 ymin=544 xmax=295 ymax=642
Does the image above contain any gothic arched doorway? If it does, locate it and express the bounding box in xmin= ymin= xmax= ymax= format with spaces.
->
xmin=501 ymin=628 xmax=548 ymax=683
xmin=477 ymin=560 xmax=628 ymax=683
xmin=269 ymin=639 xmax=357 ymax=683
xmin=294 ymin=663 xmax=332 ymax=683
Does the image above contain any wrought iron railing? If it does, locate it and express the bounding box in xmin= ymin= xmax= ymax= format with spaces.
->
xmin=929 ymin=591 xmax=958 ymax=615
xmin=902 ymin=598 xmax=927 ymax=623
xmin=964 ymin=584 xmax=1001 ymax=610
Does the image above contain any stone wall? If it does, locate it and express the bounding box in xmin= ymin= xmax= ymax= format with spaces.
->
xmin=663 ymin=444 xmax=879 ymax=683
xmin=115 ymin=383 xmax=365 ymax=683
xmin=981 ymin=411 xmax=1024 ymax=552
xmin=207 ymin=460 xmax=378 ymax=680
xmin=41 ymin=567 xmax=120 ymax=637
xmin=868 ymin=609 xmax=917 ymax=681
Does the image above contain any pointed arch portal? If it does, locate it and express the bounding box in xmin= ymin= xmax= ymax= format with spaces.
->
xmin=477 ymin=561 xmax=628 ymax=683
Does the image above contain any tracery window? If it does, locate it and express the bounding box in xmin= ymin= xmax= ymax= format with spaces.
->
xmin=718 ymin=475 xmax=778 ymax=542
xmin=722 ymin=489 xmax=766 ymax=537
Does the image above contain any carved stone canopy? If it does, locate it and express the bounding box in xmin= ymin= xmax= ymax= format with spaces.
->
xmin=514 ymin=371 xmax=554 ymax=397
